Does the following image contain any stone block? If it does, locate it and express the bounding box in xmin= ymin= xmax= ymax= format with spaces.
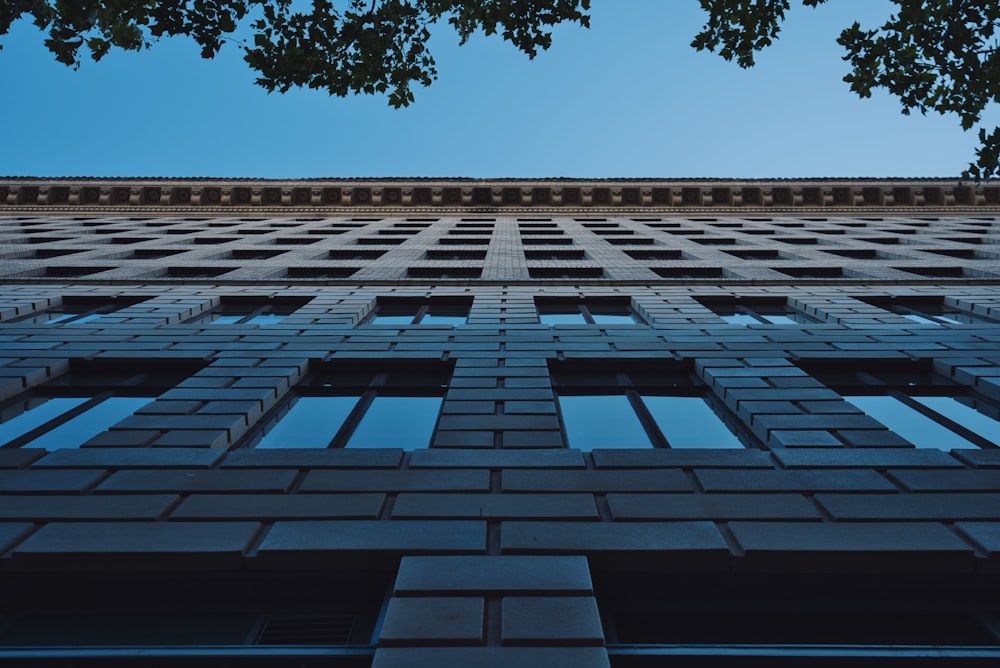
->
xmin=372 ymin=647 xmax=611 ymax=668
xmin=409 ymin=450 xmax=586 ymax=469
xmin=97 ymin=469 xmax=298 ymax=494
xmin=392 ymin=493 xmax=598 ymax=520
xmin=500 ymin=521 xmax=729 ymax=570
xmin=379 ymin=597 xmax=484 ymax=645
xmin=592 ymin=449 xmax=773 ymax=469
xmin=0 ymin=494 xmax=177 ymax=521
xmin=729 ymin=521 xmax=975 ymax=572
xmin=0 ymin=469 xmax=105 ymax=494
xmin=696 ymin=469 xmax=896 ymax=493
xmin=608 ymin=493 xmax=819 ymax=520
xmin=502 ymin=596 xmax=604 ymax=645
xmin=220 ymin=448 xmax=404 ymax=469
xmin=33 ymin=448 xmax=224 ymax=469
xmin=170 ymin=493 xmax=385 ymax=520
xmin=816 ymin=493 xmax=1000 ymax=520
xmin=301 ymin=470 xmax=490 ymax=493
xmin=253 ymin=520 xmax=487 ymax=568
xmin=8 ymin=521 xmax=260 ymax=570
xmin=502 ymin=469 xmax=691 ymax=493
xmin=889 ymin=469 xmax=1000 ymax=492
xmin=394 ymin=556 xmax=593 ymax=595
xmin=773 ymin=449 xmax=962 ymax=469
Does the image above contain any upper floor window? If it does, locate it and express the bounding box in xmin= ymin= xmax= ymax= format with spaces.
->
xmin=0 ymin=360 xmax=204 ymax=450
xmin=802 ymin=359 xmax=1000 ymax=449
xmin=697 ymin=297 xmax=817 ymax=325
xmin=860 ymin=296 xmax=994 ymax=325
xmin=10 ymin=296 xmax=144 ymax=326
xmin=187 ymin=297 xmax=309 ymax=326
xmin=248 ymin=360 xmax=452 ymax=450
xmin=550 ymin=361 xmax=746 ymax=450
xmin=535 ymin=298 xmax=641 ymax=325
xmin=363 ymin=298 xmax=471 ymax=326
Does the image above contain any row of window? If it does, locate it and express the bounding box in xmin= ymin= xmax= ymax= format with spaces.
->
xmin=6 ymin=296 xmax=996 ymax=328
xmin=2 ymin=360 xmax=999 ymax=452
xmin=3 ymin=572 xmax=1000 ymax=662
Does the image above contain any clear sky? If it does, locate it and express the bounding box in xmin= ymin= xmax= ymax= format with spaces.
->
xmin=0 ymin=1 xmax=993 ymax=178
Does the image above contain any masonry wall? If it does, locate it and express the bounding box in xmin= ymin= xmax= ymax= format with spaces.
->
xmin=1 ymin=199 xmax=1000 ymax=665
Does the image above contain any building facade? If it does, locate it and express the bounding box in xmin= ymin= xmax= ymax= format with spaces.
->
xmin=1 ymin=178 xmax=999 ymax=666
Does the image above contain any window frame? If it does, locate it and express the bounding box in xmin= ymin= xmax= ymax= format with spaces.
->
xmin=245 ymin=361 xmax=452 ymax=450
xmin=550 ymin=361 xmax=752 ymax=450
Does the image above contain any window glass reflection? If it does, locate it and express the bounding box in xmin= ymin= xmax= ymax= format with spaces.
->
xmin=912 ymin=396 xmax=1000 ymax=447
xmin=559 ymin=395 xmax=651 ymax=449
xmin=0 ymin=397 xmax=88 ymax=446
xmin=347 ymin=396 xmax=442 ymax=448
xmin=255 ymin=396 xmax=360 ymax=449
xmin=846 ymin=395 xmax=978 ymax=450
xmin=642 ymin=395 xmax=743 ymax=449
xmin=22 ymin=397 xmax=153 ymax=450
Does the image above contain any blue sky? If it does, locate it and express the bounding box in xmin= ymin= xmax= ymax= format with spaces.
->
xmin=0 ymin=1 xmax=992 ymax=178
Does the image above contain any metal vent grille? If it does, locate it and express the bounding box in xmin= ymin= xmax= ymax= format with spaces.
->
xmin=257 ymin=614 xmax=357 ymax=645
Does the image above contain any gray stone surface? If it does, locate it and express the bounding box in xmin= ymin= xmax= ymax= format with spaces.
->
xmin=9 ymin=521 xmax=260 ymax=569
xmin=502 ymin=596 xmax=604 ymax=645
xmin=392 ymin=493 xmax=598 ymax=520
xmin=380 ymin=597 xmax=484 ymax=645
xmin=372 ymin=647 xmax=611 ymax=668
xmin=394 ymin=556 xmax=593 ymax=594
xmin=729 ymin=521 xmax=975 ymax=572
xmin=253 ymin=520 xmax=487 ymax=568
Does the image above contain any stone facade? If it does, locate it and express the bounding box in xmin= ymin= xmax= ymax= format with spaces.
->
xmin=1 ymin=179 xmax=999 ymax=665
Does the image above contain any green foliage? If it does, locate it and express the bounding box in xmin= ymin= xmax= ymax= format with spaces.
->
xmin=692 ymin=0 xmax=1000 ymax=180
xmin=3 ymin=0 xmax=998 ymax=177
xmin=0 ymin=0 xmax=589 ymax=109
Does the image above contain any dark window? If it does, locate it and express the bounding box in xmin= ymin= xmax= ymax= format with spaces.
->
xmin=860 ymin=296 xmax=994 ymax=325
xmin=801 ymin=359 xmax=1000 ymax=449
xmin=0 ymin=359 xmax=205 ymax=450
xmin=535 ymin=298 xmax=641 ymax=325
xmin=697 ymin=297 xmax=818 ymax=325
xmin=364 ymin=298 xmax=471 ymax=326
xmin=0 ymin=571 xmax=388 ymax=659
xmin=187 ymin=297 xmax=310 ymax=326
xmin=10 ymin=296 xmax=145 ymax=326
xmin=550 ymin=361 xmax=747 ymax=450
xmin=599 ymin=573 xmax=1000 ymax=664
xmin=249 ymin=361 xmax=451 ymax=450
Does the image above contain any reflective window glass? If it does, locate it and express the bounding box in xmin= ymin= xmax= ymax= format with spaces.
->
xmin=255 ymin=396 xmax=360 ymax=449
xmin=642 ymin=395 xmax=743 ymax=449
xmin=912 ymin=396 xmax=1000 ymax=447
xmin=22 ymin=397 xmax=153 ymax=450
xmin=346 ymin=396 xmax=442 ymax=449
xmin=846 ymin=395 xmax=978 ymax=450
xmin=0 ymin=397 xmax=88 ymax=446
xmin=559 ymin=395 xmax=651 ymax=450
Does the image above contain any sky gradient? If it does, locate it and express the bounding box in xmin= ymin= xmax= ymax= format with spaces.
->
xmin=1 ymin=1 xmax=994 ymax=178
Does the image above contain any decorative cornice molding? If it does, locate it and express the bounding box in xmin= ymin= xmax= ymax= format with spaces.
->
xmin=2 ymin=179 xmax=998 ymax=212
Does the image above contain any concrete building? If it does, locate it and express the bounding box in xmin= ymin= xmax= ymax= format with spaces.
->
xmin=1 ymin=178 xmax=1000 ymax=666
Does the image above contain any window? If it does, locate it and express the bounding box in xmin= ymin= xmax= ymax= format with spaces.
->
xmin=697 ymin=296 xmax=817 ymax=325
xmin=363 ymin=298 xmax=471 ymax=326
xmin=0 ymin=360 xmax=204 ymax=450
xmin=0 ymin=571 xmax=387 ymax=660
xmin=536 ymin=298 xmax=641 ymax=325
xmin=802 ymin=359 xmax=1000 ymax=450
xmin=248 ymin=361 xmax=451 ymax=450
xmin=187 ymin=297 xmax=309 ymax=326
xmin=10 ymin=296 xmax=144 ymax=326
xmin=599 ymin=572 xmax=1000 ymax=665
xmin=551 ymin=361 xmax=747 ymax=450
xmin=860 ymin=296 xmax=994 ymax=325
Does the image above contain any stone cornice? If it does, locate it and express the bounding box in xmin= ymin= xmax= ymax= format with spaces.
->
xmin=2 ymin=178 xmax=998 ymax=212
